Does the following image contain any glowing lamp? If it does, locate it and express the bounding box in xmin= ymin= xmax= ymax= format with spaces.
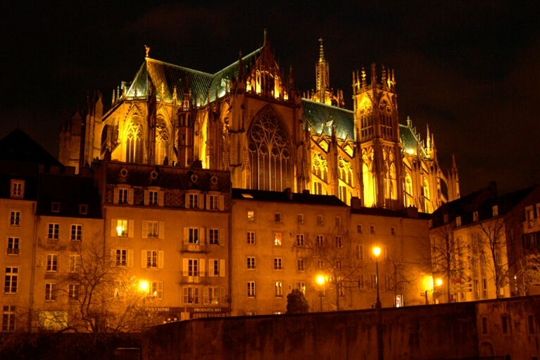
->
xmin=435 ymin=277 xmax=443 ymax=287
xmin=372 ymin=246 xmax=382 ymax=258
xmin=138 ymin=279 xmax=150 ymax=294
xmin=315 ymin=273 xmax=328 ymax=287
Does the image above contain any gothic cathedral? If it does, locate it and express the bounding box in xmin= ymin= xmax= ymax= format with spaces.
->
xmin=59 ymin=34 xmax=460 ymax=213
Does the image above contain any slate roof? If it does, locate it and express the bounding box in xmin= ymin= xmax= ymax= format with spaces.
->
xmin=0 ymin=129 xmax=63 ymax=167
xmin=302 ymin=99 xmax=354 ymax=140
xmin=232 ymin=188 xmax=346 ymax=207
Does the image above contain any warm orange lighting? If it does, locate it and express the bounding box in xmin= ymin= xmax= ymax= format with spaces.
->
xmin=435 ymin=277 xmax=443 ymax=287
xmin=422 ymin=275 xmax=434 ymax=292
xmin=138 ymin=279 xmax=150 ymax=294
xmin=315 ymin=273 xmax=328 ymax=287
xmin=372 ymin=245 xmax=382 ymax=258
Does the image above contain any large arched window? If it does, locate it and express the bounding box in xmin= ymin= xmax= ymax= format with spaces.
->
xmin=248 ymin=106 xmax=291 ymax=191
xmin=155 ymin=119 xmax=169 ymax=165
xmin=126 ymin=121 xmax=143 ymax=163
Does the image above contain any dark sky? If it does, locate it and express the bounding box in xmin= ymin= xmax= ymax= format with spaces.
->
xmin=2 ymin=1 xmax=539 ymax=195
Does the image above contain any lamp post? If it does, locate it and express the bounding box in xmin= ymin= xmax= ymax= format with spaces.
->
xmin=314 ymin=273 xmax=328 ymax=312
xmin=372 ymin=245 xmax=383 ymax=360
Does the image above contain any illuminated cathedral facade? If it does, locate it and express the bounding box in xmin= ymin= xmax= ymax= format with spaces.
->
xmin=60 ymin=35 xmax=460 ymax=212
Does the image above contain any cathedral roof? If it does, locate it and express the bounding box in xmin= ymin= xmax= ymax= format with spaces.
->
xmin=302 ymin=99 xmax=354 ymax=140
xmin=124 ymin=48 xmax=262 ymax=107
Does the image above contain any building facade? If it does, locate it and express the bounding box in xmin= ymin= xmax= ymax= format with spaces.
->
xmin=59 ymin=35 xmax=459 ymax=213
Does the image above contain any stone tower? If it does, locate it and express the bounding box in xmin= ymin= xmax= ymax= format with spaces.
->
xmin=353 ymin=64 xmax=403 ymax=209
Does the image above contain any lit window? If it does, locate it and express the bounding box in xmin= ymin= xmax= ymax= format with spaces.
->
xmin=118 ymin=188 xmax=129 ymax=204
xmin=274 ymin=212 xmax=282 ymax=223
xmin=275 ymin=281 xmax=283 ymax=297
xmin=188 ymin=259 xmax=199 ymax=276
xmin=247 ymin=256 xmax=256 ymax=269
xmin=297 ymin=258 xmax=305 ymax=271
xmin=247 ymin=210 xmax=255 ymax=222
xmin=115 ymin=249 xmax=128 ymax=266
xmin=7 ymin=237 xmax=19 ymax=255
xmin=188 ymin=228 xmax=199 ymax=244
xmin=247 ymin=281 xmax=256 ymax=297
xmin=247 ymin=231 xmax=256 ymax=245
xmin=9 ymin=211 xmax=21 ymax=226
xmin=4 ymin=267 xmax=18 ymax=294
xmin=296 ymin=234 xmax=304 ymax=247
xmin=273 ymin=257 xmax=283 ymax=270
xmin=116 ymin=219 xmax=128 ymax=237
xmin=492 ymin=205 xmax=499 ymax=217
xmin=297 ymin=214 xmax=304 ymax=224
xmin=47 ymin=224 xmax=60 ymax=240
xmin=146 ymin=250 xmax=158 ymax=268
xmin=2 ymin=305 xmax=16 ymax=332
xmin=151 ymin=281 xmax=163 ymax=299
xmin=274 ymin=232 xmax=282 ymax=246
xmin=45 ymin=283 xmax=56 ymax=301
xmin=51 ymin=202 xmax=61 ymax=213
xmin=10 ymin=180 xmax=24 ymax=199
xmin=68 ymin=284 xmax=79 ymax=300
xmin=71 ymin=224 xmax=83 ymax=241
xmin=209 ymin=229 xmax=220 ymax=245
xmin=149 ymin=191 xmax=159 ymax=206
xmin=183 ymin=287 xmax=199 ymax=304
xmin=46 ymin=254 xmax=58 ymax=272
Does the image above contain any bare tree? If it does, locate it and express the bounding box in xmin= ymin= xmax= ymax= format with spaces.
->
xmin=514 ymin=254 xmax=540 ymax=296
xmin=479 ymin=218 xmax=507 ymax=298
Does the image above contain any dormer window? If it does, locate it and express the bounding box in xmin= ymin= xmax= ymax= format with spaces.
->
xmin=10 ymin=180 xmax=25 ymax=199
xmin=79 ymin=204 xmax=88 ymax=215
xmin=51 ymin=202 xmax=61 ymax=213
xmin=118 ymin=188 xmax=129 ymax=204
xmin=149 ymin=190 xmax=159 ymax=206
xmin=473 ymin=211 xmax=479 ymax=222
xmin=456 ymin=216 xmax=462 ymax=227
xmin=492 ymin=205 xmax=499 ymax=217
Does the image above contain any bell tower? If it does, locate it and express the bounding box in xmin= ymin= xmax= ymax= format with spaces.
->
xmin=353 ymin=64 xmax=403 ymax=209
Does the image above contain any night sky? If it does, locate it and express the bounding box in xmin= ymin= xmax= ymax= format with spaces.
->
xmin=2 ymin=1 xmax=539 ymax=195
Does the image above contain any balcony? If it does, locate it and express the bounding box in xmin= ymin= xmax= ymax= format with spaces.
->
xmin=180 ymin=272 xmax=208 ymax=284
xmin=180 ymin=242 xmax=208 ymax=253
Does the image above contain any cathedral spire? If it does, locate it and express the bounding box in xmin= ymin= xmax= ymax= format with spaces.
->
xmin=316 ymin=38 xmax=329 ymax=93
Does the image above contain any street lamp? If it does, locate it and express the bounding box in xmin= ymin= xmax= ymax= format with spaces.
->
xmin=314 ymin=273 xmax=328 ymax=312
xmin=372 ymin=245 xmax=382 ymax=309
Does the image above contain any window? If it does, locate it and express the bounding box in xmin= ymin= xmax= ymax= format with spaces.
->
xmin=275 ymin=281 xmax=283 ymax=297
xmin=10 ymin=180 xmax=24 ymax=198
xmin=492 ymin=205 xmax=499 ymax=217
xmin=501 ymin=315 xmax=510 ymax=334
xmin=115 ymin=219 xmax=128 ymax=237
xmin=274 ymin=232 xmax=282 ymax=247
xmin=247 ymin=281 xmax=256 ymax=297
xmin=247 ymin=257 xmax=256 ymax=269
xmin=9 ymin=210 xmax=21 ymax=226
xmin=247 ymin=210 xmax=255 ymax=222
xmin=297 ymin=214 xmax=304 ymax=224
xmin=456 ymin=216 xmax=462 ymax=227
xmin=46 ymin=254 xmax=58 ymax=272
xmin=297 ymin=282 xmax=306 ymax=294
xmin=47 ymin=224 xmax=60 ymax=240
xmin=207 ymin=287 xmax=219 ymax=304
xmin=296 ymin=234 xmax=305 ymax=247
xmin=316 ymin=235 xmax=325 ymax=247
xmin=335 ymin=236 xmax=343 ymax=248
xmin=473 ymin=211 xmax=479 ymax=222
xmin=273 ymin=257 xmax=283 ymax=270
xmin=7 ymin=237 xmax=19 ymax=255
xmin=115 ymin=249 xmax=128 ymax=266
xmin=79 ymin=204 xmax=88 ymax=215
xmin=188 ymin=228 xmax=199 ymax=244
xmin=357 ymin=224 xmax=362 ymax=234
xmin=45 ymin=283 xmax=56 ymax=301
xmin=4 ymin=267 xmax=18 ymax=294
xmin=274 ymin=212 xmax=282 ymax=223
xmin=390 ymin=227 xmax=396 ymax=236
xmin=297 ymin=258 xmax=305 ymax=271
xmin=208 ymin=195 xmax=218 ymax=210
xmin=149 ymin=191 xmax=159 ymax=206
xmin=68 ymin=284 xmax=79 ymax=300
xmin=188 ymin=193 xmax=198 ymax=209
xmin=317 ymin=215 xmax=324 ymax=226
xmin=151 ymin=281 xmax=163 ymax=299
xmin=183 ymin=287 xmax=199 ymax=304
xmin=370 ymin=225 xmax=375 ymax=234
xmin=71 ymin=224 xmax=83 ymax=241
xmin=146 ymin=250 xmax=158 ymax=268
xmin=144 ymin=221 xmax=159 ymax=238
xmin=210 ymin=259 xmax=220 ymax=276
xmin=51 ymin=202 xmax=61 ymax=213
xmin=247 ymin=231 xmax=256 ymax=245
xmin=188 ymin=259 xmax=199 ymax=276
xmin=209 ymin=228 xmax=220 ymax=245
xmin=2 ymin=305 xmax=16 ymax=332
xmin=69 ymin=255 xmax=80 ymax=273
xmin=335 ymin=216 xmax=342 ymax=227
xmin=119 ymin=188 xmax=129 ymax=204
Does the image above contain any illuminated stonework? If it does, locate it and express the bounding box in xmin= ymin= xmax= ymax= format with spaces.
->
xmin=59 ymin=34 xmax=459 ymax=213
